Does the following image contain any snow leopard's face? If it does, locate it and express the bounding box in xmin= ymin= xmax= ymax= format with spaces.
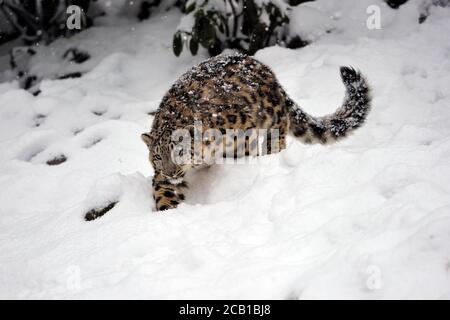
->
xmin=141 ymin=131 xmax=187 ymax=181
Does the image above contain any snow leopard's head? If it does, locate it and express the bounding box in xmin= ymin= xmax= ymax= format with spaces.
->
xmin=141 ymin=130 xmax=188 ymax=181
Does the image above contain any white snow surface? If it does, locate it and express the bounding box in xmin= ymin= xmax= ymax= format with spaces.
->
xmin=1 ymin=0 xmax=450 ymax=299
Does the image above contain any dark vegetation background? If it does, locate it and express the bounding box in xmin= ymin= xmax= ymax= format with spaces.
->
xmin=0 ymin=0 xmax=412 ymax=49
xmin=0 ymin=0 xmax=440 ymax=92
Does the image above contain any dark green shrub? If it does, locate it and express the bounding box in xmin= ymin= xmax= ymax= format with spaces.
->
xmin=0 ymin=0 xmax=93 ymax=45
xmin=172 ymin=0 xmax=302 ymax=57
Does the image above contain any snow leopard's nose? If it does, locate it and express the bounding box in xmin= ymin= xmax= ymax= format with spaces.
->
xmin=171 ymin=172 xmax=182 ymax=179
xmin=162 ymin=170 xmax=182 ymax=180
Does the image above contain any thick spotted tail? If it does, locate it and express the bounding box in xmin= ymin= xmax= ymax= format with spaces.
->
xmin=288 ymin=67 xmax=371 ymax=144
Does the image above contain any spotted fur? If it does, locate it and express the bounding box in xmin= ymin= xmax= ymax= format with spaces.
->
xmin=142 ymin=53 xmax=371 ymax=211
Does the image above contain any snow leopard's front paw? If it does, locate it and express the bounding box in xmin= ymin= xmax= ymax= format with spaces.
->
xmin=152 ymin=174 xmax=187 ymax=211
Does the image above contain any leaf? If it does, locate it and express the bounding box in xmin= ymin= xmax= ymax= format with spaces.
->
xmin=173 ymin=32 xmax=183 ymax=57
xmin=189 ymin=38 xmax=199 ymax=55
xmin=185 ymin=2 xmax=196 ymax=14
xmin=248 ymin=23 xmax=268 ymax=55
xmin=194 ymin=10 xmax=216 ymax=48
xmin=242 ymin=0 xmax=259 ymax=36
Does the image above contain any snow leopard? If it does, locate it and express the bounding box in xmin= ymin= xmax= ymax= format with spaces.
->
xmin=141 ymin=53 xmax=371 ymax=211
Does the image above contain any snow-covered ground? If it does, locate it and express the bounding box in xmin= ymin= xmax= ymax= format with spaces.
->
xmin=1 ymin=0 xmax=450 ymax=299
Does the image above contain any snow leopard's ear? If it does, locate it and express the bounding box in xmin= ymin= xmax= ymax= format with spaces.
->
xmin=141 ymin=132 xmax=153 ymax=145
